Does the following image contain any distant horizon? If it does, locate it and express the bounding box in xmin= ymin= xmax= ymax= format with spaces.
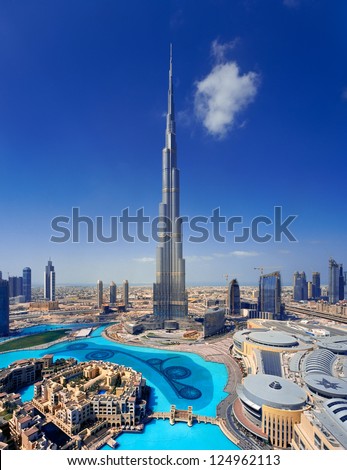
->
xmin=28 ymin=281 xmax=326 ymax=289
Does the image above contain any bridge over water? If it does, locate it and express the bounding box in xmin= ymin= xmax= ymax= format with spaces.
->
xmin=150 ymin=405 xmax=219 ymax=427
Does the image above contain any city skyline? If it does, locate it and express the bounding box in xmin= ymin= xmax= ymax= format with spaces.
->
xmin=0 ymin=1 xmax=346 ymax=285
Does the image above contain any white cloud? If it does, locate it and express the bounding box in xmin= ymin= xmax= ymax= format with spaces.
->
xmin=229 ymin=250 xmax=260 ymax=257
xmin=211 ymin=38 xmax=239 ymax=63
xmin=194 ymin=61 xmax=259 ymax=138
xmin=133 ymin=257 xmax=155 ymax=263
xmin=186 ymin=255 xmax=214 ymax=262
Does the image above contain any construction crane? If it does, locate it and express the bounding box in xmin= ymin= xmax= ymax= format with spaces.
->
xmin=254 ymin=266 xmax=281 ymax=276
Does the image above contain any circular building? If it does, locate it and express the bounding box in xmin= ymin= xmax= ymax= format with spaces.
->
xmin=235 ymin=374 xmax=308 ymax=448
xmin=304 ymin=373 xmax=347 ymax=399
xmin=248 ymin=331 xmax=299 ymax=348
xmin=317 ymin=336 xmax=347 ymax=355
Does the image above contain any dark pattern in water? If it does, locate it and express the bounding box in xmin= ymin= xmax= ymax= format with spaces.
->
xmin=85 ymin=350 xmax=115 ymax=360
xmin=146 ymin=357 xmax=202 ymax=400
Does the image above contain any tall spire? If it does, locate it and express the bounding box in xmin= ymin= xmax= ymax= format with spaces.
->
xmin=153 ymin=45 xmax=188 ymax=322
xmin=166 ymin=43 xmax=175 ymax=143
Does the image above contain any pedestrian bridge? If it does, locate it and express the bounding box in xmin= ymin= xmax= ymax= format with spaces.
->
xmin=150 ymin=405 xmax=219 ymax=427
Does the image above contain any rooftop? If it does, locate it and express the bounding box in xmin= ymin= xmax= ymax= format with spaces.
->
xmin=239 ymin=374 xmax=308 ymax=410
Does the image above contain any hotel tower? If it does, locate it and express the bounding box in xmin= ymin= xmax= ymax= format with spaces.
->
xmin=153 ymin=47 xmax=188 ymax=320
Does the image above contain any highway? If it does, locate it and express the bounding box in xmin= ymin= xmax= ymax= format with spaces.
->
xmin=285 ymin=305 xmax=347 ymax=325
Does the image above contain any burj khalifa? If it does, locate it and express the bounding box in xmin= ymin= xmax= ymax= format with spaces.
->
xmin=153 ymin=47 xmax=188 ymax=320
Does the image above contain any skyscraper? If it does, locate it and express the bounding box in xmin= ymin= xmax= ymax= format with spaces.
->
xmin=97 ymin=280 xmax=103 ymax=308
xmin=227 ymin=279 xmax=241 ymax=315
xmin=312 ymin=272 xmax=321 ymax=299
xmin=307 ymin=281 xmax=313 ymax=299
xmin=8 ymin=276 xmax=23 ymax=298
xmin=153 ymin=46 xmax=188 ymax=321
xmin=110 ymin=281 xmax=117 ymax=305
xmin=293 ymin=271 xmax=308 ymax=301
xmin=44 ymin=259 xmax=55 ymax=301
xmin=123 ymin=280 xmax=129 ymax=310
xmin=329 ymin=258 xmax=339 ymax=304
xmin=0 ymin=279 xmax=10 ymax=336
xmin=258 ymin=271 xmax=283 ymax=320
xmin=338 ymin=264 xmax=344 ymax=301
xmin=23 ymin=267 xmax=32 ymax=302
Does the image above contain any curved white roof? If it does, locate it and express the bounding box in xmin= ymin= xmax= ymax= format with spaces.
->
xmin=249 ymin=331 xmax=299 ymax=347
xmin=238 ymin=374 xmax=307 ymax=410
xmin=304 ymin=349 xmax=336 ymax=375
xmin=317 ymin=336 xmax=347 ymax=354
xmin=323 ymin=398 xmax=347 ymax=430
xmin=304 ymin=373 xmax=347 ymax=398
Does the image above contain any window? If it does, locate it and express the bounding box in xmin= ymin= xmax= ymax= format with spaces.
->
xmin=314 ymin=433 xmax=321 ymax=449
xmin=294 ymin=431 xmax=299 ymax=445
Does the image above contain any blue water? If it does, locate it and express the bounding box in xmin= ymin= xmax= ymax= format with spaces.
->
xmin=0 ymin=324 xmax=239 ymax=450
xmin=18 ymin=384 xmax=35 ymax=402
xmin=101 ymin=420 xmax=238 ymax=450
xmin=16 ymin=322 xmax=100 ymax=336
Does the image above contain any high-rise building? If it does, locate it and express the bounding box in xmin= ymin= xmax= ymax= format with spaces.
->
xmin=0 ymin=271 xmax=2 ymax=280
xmin=293 ymin=271 xmax=308 ymax=301
xmin=44 ymin=259 xmax=55 ymax=301
xmin=344 ymin=272 xmax=347 ymax=299
xmin=0 ymin=279 xmax=10 ymax=336
xmin=110 ymin=281 xmax=117 ymax=305
xmin=123 ymin=280 xmax=129 ymax=309
xmin=50 ymin=271 xmax=56 ymax=301
xmin=258 ymin=271 xmax=283 ymax=320
xmin=312 ymin=272 xmax=321 ymax=299
xmin=8 ymin=276 xmax=23 ymax=298
xmin=307 ymin=281 xmax=313 ymax=299
xmin=23 ymin=267 xmax=32 ymax=302
xmin=227 ymin=279 xmax=241 ymax=315
xmin=153 ymin=46 xmax=188 ymax=321
xmin=338 ymin=264 xmax=344 ymax=301
xmin=97 ymin=280 xmax=103 ymax=308
xmin=329 ymin=258 xmax=339 ymax=304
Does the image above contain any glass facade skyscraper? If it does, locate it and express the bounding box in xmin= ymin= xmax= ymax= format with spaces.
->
xmin=312 ymin=272 xmax=321 ymax=299
xmin=97 ymin=280 xmax=103 ymax=308
xmin=8 ymin=276 xmax=23 ymax=298
xmin=44 ymin=259 xmax=55 ymax=301
xmin=123 ymin=280 xmax=129 ymax=310
xmin=110 ymin=282 xmax=117 ymax=305
xmin=329 ymin=258 xmax=340 ymax=304
xmin=258 ymin=271 xmax=283 ymax=320
xmin=153 ymin=47 xmax=188 ymax=321
xmin=23 ymin=267 xmax=32 ymax=302
xmin=338 ymin=264 xmax=344 ymax=301
xmin=228 ymin=279 xmax=241 ymax=315
xmin=293 ymin=271 xmax=308 ymax=301
xmin=0 ymin=279 xmax=9 ymax=336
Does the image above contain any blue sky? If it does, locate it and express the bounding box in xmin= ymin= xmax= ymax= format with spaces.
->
xmin=0 ymin=0 xmax=346 ymax=286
